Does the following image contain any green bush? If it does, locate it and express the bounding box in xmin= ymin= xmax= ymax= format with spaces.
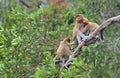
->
xmin=0 ymin=0 xmax=119 ymax=78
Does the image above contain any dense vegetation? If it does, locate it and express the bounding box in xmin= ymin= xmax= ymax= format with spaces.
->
xmin=0 ymin=0 xmax=120 ymax=78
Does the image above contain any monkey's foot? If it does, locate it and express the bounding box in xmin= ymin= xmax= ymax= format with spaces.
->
xmin=82 ymin=36 xmax=90 ymax=42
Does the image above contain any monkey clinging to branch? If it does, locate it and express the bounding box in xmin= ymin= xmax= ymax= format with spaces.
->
xmin=53 ymin=37 xmax=71 ymax=67
xmin=72 ymin=14 xmax=104 ymax=45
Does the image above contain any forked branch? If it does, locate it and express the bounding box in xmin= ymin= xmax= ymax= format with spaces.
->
xmin=64 ymin=15 xmax=120 ymax=67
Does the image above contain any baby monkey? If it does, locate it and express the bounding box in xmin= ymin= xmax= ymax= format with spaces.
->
xmin=54 ymin=37 xmax=71 ymax=67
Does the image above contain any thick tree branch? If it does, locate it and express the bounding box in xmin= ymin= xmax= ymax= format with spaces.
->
xmin=64 ymin=15 xmax=120 ymax=67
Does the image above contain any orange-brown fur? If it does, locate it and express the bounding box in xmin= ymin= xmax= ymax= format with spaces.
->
xmin=73 ymin=14 xmax=101 ymax=44
xmin=54 ymin=37 xmax=71 ymax=67
xmin=56 ymin=37 xmax=71 ymax=59
xmin=73 ymin=14 xmax=89 ymax=44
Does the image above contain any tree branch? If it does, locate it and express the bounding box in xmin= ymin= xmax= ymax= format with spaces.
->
xmin=64 ymin=15 xmax=120 ymax=68
xmin=19 ymin=0 xmax=31 ymax=8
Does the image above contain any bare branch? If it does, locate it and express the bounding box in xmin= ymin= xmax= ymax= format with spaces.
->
xmin=19 ymin=0 xmax=31 ymax=8
xmin=64 ymin=15 xmax=120 ymax=68
xmin=92 ymin=15 xmax=120 ymax=37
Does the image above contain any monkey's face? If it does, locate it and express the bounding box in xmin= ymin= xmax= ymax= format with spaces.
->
xmin=63 ymin=37 xmax=70 ymax=43
xmin=76 ymin=14 xmax=84 ymax=23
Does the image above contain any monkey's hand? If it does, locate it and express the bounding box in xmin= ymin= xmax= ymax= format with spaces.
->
xmin=82 ymin=36 xmax=90 ymax=42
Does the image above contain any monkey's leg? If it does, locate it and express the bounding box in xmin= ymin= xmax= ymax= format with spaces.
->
xmin=70 ymin=30 xmax=88 ymax=45
xmin=76 ymin=32 xmax=82 ymax=44
xmin=60 ymin=57 xmax=70 ymax=70
xmin=53 ymin=55 xmax=57 ymax=61
xmin=53 ymin=55 xmax=60 ymax=63
xmin=95 ymin=32 xmax=104 ymax=41
xmin=60 ymin=57 xmax=66 ymax=70
xmin=77 ymin=30 xmax=86 ymax=38
xmin=77 ymin=30 xmax=90 ymax=43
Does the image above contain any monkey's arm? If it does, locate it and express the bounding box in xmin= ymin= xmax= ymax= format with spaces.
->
xmin=70 ymin=29 xmax=77 ymax=45
xmin=77 ymin=29 xmax=86 ymax=38
xmin=70 ymin=30 xmax=85 ymax=45
xmin=82 ymin=25 xmax=88 ymax=34
xmin=53 ymin=55 xmax=58 ymax=61
xmin=77 ymin=30 xmax=90 ymax=42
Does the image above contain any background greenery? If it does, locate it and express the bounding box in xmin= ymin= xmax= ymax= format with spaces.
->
xmin=0 ymin=0 xmax=120 ymax=78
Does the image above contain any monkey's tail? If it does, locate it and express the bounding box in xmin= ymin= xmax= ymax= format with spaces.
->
xmin=100 ymin=29 xmax=104 ymax=40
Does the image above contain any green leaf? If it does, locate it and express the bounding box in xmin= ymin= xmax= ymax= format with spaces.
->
xmin=11 ymin=37 xmax=22 ymax=46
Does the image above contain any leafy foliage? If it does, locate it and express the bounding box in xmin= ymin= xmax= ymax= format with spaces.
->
xmin=0 ymin=0 xmax=120 ymax=78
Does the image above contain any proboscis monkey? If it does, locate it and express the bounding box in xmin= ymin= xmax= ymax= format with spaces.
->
xmin=53 ymin=37 xmax=71 ymax=67
xmin=72 ymin=14 xmax=104 ymax=45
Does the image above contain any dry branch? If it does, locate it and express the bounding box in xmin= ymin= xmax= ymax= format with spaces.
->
xmin=64 ymin=15 xmax=120 ymax=68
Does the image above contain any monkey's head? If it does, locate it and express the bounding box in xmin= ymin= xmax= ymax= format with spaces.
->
xmin=63 ymin=37 xmax=70 ymax=43
xmin=75 ymin=14 xmax=84 ymax=23
xmin=76 ymin=14 xmax=89 ymax=25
